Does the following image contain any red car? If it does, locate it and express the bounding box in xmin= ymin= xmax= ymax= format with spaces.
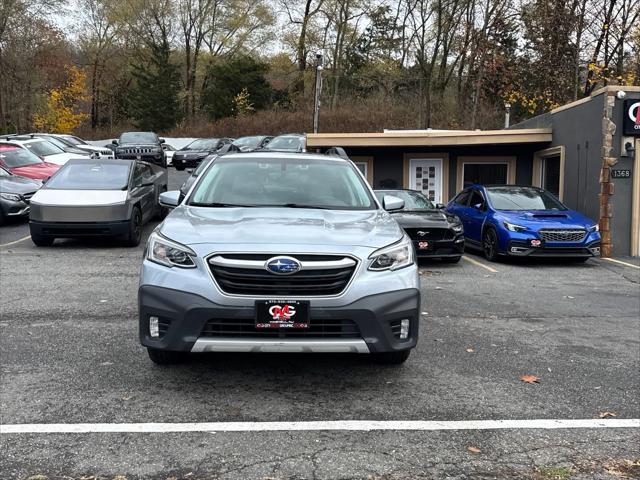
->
xmin=0 ymin=144 xmax=59 ymax=180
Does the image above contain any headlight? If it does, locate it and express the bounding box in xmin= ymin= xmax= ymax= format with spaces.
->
xmin=588 ymin=224 xmax=599 ymax=232
xmin=147 ymin=232 xmax=196 ymax=268
xmin=503 ymin=221 xmax=527 ymax=233
xmin=368 ymin=235 xmax=414 ymax=271
xmin=0 ymin=193 xmax=22 ymax=202
xmin=451 ymin=223 xmax=463 ymax=233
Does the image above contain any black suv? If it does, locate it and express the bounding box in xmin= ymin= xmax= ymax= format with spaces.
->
xmin=113 ymin=132 xmax=167 ymax=167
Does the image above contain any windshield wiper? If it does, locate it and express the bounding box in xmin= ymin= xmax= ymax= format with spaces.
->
xmin=189 ymin=202 xmax=257 ymax=208
xmin=267 ymin=203 xmax=333 ymax=210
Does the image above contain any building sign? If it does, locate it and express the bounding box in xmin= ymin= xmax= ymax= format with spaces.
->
xmin=623 ymin=100 xmax=640 ymax=135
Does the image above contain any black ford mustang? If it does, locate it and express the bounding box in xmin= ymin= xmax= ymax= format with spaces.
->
xmin=375 ymin=189 xmax=465 ymax=263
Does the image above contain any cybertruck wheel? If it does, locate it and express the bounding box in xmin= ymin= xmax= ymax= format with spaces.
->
xmin=482 ymin=228 xmax=500 ymax=262
xmin=442 ymin=256 xmax=461 ymax=264
xmin=372 ymin=350 xmax=411 ymax=365
xmin=147 ymin=348 xmax=185 ymax=365
xmin=31 ymin=233 xmax=54 ymax=247
xmin=124 ymin=207 xmax=142 ymax=247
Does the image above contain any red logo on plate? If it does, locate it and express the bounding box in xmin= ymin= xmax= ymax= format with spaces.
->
xmin=418 ymin=241 xmax=429 ymax=249
xmin=268 ymin=304 xmax=296 ymax=321
xmin=531 ymin=239 xmax=541 ymax=247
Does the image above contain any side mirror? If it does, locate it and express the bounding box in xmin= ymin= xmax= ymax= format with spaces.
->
xmin=435 ymin=203 xmax=445 ymax=209
xmin=159 ymin=190 xmax=180 ymax=207
xmin=159 ymin=138 xmax=165 ymax=144
xmin=383 ymin=195 xmax=405 ymax=212
xmin=112 ymin=140 xmax=118 ymax=146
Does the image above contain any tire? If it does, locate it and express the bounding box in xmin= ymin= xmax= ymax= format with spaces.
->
xmin=482 ymin=228 xmax=500 ymax=262
xmin=175 ymin=164 xmax=185 ymax=171
xmin=31 ymin=233 xmax=54 ymax=247
xmin=372 ymin=349 xmax=411 ymax=365
xmin=124 ymin=207 xmax=142 ymax=247
xmin=442 ymin=256 xmax=462 ymax=264
xmin=147 ymin=348 xmax=185 ymax=365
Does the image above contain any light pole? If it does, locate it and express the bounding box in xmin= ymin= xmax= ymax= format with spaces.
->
xmin=313 ymin=53 xmax=323 ymax=134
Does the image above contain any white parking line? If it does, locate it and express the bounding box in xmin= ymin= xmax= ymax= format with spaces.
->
xmin=602 ymin=258 xmax=640 ymax=270
xmin=461 ymin=255 xmax=498 ymax=273
xmin=2 ymin=419 xmax=638 ymax=434
xmin=0 ymin=235 xmax=31 ymax=248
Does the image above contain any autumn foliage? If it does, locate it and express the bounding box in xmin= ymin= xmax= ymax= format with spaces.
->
xmin=32 ymin=66 xmax=89 ymax=134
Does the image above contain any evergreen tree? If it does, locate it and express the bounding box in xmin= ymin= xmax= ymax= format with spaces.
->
xmin=201 ymin=55 xmax=273 ymax=120
xmin=129 ymin=42 xmax=182 ymax=132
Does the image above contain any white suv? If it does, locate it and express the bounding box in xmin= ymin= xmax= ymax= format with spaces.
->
xmin=0 ymin=138 xmax=80 ymax=166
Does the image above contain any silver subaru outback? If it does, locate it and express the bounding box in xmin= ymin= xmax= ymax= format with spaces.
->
xmin=139 ymin=152 xmax=420 ymax=365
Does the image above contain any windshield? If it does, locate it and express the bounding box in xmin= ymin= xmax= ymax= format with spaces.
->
xmin=63 ymin=135 xmax=87 ymax=145
xmin=486 ymin=187 xmax=566 ymax=211
xmin=0 ymin=146 xmax=43 ymax=167
xmin=375 ymin=190 xmax=435 ymax=210
xmin=183 ymin=138 xmax=219 ymax=151
xmin=189 ymin=157 xmax=374 ymax=210
xmin=264 ymin=136 xmax=303 ymax=151
xmin=24 ymin=140 xmax=64 ymax=156
xmin=45 ymin=162 xmax=131 ymax=190
xmin=41 ymin=136 xmax=72 ymax=149
xmin=119 ymin=132 xmax=157 ymax=144
xmin=232 ymin=136 xmax=262 ymax=148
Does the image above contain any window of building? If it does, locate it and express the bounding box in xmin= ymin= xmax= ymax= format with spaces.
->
xmin=463 ymin=163 xmax=508 ymax=187
xmin=542 ymin=156 xmax=561 ymax=197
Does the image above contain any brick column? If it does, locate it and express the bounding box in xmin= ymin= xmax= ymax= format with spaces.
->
xmin=600 ymin=93 xmax=617 ymax=257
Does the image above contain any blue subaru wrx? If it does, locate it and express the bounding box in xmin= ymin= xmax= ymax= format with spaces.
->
xmin=445 ymin=185 xmax=601 ymax=262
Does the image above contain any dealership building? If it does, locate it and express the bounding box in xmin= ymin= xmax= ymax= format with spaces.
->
xmin=307 ymin=86 xmax=640 ymax=257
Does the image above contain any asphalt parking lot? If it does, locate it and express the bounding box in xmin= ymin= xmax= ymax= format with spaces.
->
xmin=1 ymin=169 xmax=639 ymax=480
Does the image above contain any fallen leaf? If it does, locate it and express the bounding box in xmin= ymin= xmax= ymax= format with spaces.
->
xmin=520 ymin=374 xmax=540 ymax=384
xmin=467 ymin=446 xmax=481 ymax=454
xmin=599 ymin=411 xmax=617 ymax=418
xmin=466 ymin=348 xmax=474 ymax=353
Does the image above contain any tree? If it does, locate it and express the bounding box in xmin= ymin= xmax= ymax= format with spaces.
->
xmin=32 ymin=65 xmax=89 ymax=133
xmin=129 ymin=41 xmax=183 ymax=131
xmin=201 ymin=55 xmax=272 ymax=119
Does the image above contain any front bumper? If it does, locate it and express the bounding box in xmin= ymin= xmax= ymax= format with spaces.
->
xmin=1 ymin=198 xmax=30 ymax=217
xmin=506 ymin=239 xmax=601 ymax=257
xmin=173 ymin=156 xmax=207 ymax=168
xmin=139 ymin=285 xmax=420 ymax=354
xmin=412 ymin=235 xmax=465 ymax=258
xmin=29 ymin=220 xmax=130 ymax=238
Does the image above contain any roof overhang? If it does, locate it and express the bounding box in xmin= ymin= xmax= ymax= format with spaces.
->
xmin=307 ymin=129 xmax=552 ymax=148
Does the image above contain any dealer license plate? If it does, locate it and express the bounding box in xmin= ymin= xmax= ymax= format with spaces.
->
xmin=255 ymin=300 xmax=310 ymax=329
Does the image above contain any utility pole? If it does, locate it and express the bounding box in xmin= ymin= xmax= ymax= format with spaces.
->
xmin=313 ymin=53 xmax=323 ymax=134
xmin=504 ymin=102 xmax=511 ymax=128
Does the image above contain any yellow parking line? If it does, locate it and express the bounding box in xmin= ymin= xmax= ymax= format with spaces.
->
xmin=602 ymin=258 xmax=640 ymax=270
xmin=461 ymin=255 xmax=498 ymax=273
xmin=0 ymin=235 xmax=31 ymax=248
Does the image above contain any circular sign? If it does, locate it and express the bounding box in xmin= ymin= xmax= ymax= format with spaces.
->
xmin=627 ymin=102 xmax=640 ymax=122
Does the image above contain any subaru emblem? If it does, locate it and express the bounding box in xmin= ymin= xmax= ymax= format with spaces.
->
xmin=265 ymin=256 xmax=301 ymax=275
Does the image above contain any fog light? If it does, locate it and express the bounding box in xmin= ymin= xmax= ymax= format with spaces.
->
xmin=400 ymin=319 xmax=410 ymax=339
xmin=149 ymin=316 xmax=160 ymax=337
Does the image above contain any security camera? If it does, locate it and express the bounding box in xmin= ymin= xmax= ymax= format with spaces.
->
xmin=616 ymin=90 xmax=626 ymax=100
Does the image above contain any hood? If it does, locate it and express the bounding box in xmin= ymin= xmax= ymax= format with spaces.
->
xmin=0 ymin=175 xmax=41 ymax=194
xmin=389 ymin=209 xmax=455 ymax=228
xmin=31 ymin=189 xmax=127 ymax=206
xmin=175 ymin=149 xmax=211 ymax=156
xmin=160 ymin=206 xmax=403 ymax=248
xmin=9 ymin=163 xmax=59 ymax=180
xmin=118 ymin=143 xmax=160 ymax=148
xmin=43 ymin=152 xmax=78 ymax=165
xmin=497 ymin=210 xmax=596 ymax=229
